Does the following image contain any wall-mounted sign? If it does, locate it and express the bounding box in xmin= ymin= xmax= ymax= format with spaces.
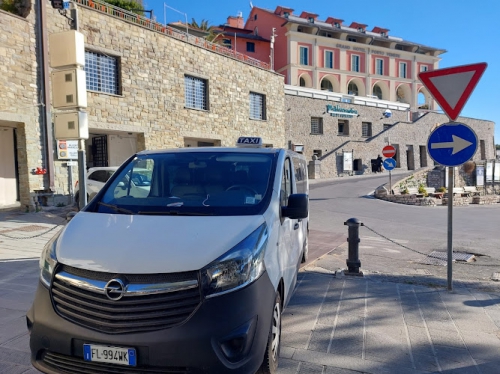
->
xmin=57 ymin=139 xmax=78 ymax=160
xmin=326 ymin=104 xmax=358 ymax=118
xmin=343 ymin=151 xmax=353 ymax=171
xmin=495 ymin=162 xmax=500 ymax=182
xmin=486 ymin=161 xmax=493 ymax=183
xmin=476 ymin=165 xmax=484 ymax=186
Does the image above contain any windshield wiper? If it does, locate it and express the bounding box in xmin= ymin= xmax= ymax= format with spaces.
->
xmin=137 ymin=210 xmax=214 ymax=216
xmin=97 ymin=202 xmax=135 ymax=215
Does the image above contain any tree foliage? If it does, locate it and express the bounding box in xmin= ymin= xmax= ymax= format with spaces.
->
xmin=189 ymin=18 xmax=221 ymax=42
xmin=0 ymin=0 xmax=31 ymax=17
xmin=104 ymin=0 xmax=143 ymax=13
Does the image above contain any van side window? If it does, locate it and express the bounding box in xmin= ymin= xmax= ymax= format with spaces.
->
xmin=292 ymin=156 xmax=307 ymax=194
xmin=280 ymin=158 xmax=292 ymax=206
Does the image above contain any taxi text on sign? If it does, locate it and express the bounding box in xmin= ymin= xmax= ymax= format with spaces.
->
xmin=418 ymin=63 xmax=487 ymax=121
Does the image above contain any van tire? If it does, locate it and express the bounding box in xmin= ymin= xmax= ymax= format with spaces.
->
xmin=301 ymin=238 xmax=309 ymax=263
xmin=257 ymin=292 xmax=282 ymax=374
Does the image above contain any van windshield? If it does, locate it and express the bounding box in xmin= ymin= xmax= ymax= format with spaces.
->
xmin=96 ymin=151 xmax=277 ymax=216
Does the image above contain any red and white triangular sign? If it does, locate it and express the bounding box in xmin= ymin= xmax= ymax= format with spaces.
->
xmin=418 ymin=62 xmax=487 ymax=121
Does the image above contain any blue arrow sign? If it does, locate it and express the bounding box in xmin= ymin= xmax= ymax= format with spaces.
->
xmin=427 ymin=122 xmax=477 ymax=167
xmin=383 ymin=158 xmax=396 ymax=171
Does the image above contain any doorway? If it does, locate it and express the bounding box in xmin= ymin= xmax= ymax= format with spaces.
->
xmin=0 ymin=126 xmax=18 ymax=206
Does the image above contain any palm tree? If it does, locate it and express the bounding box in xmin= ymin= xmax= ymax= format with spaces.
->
xmin=189 ymin=18 xmax=221 ymax=42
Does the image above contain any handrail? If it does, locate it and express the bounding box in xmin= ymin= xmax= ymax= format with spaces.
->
xmin=72 ymin=0 xmax=270 ymax=70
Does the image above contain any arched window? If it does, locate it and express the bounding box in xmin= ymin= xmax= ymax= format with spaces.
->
xmin=300 ymin=77 xmax=306 ymax=87
xmin=418 ymin=92 xmax=427 ymax=108
xmin=348 ymin=82 xmax=358 ymax=96
xmin=373 ymin=85 xmax=382 ymax=100
xmin=320 ymin=79 xmax=333 ymax=91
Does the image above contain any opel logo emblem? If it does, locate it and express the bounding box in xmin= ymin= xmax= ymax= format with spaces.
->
xmin=104 ymin=278 xmax=126 ymax=301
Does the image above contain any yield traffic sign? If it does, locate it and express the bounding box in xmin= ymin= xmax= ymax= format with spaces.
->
xmin=427 ymin=122 xmax=478 ymax=167
xmin=418 ymin=63 xmax=487 ymax=121
xmin=383 ymin=158 xmax=396 ymax=171
xmin=382 ymin=145 xmax=396 ymax=158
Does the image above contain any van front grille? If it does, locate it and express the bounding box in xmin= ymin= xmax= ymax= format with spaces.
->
xmin=50 ymin=265 xmax=201 ymax=334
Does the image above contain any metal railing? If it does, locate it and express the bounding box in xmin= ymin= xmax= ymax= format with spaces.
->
xmin=73 ymin=0 xmax=271 ymax=70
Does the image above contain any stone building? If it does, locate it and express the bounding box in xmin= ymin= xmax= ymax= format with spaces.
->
xmin=284 ymin=85 xmax=495 ymax=179
xmin=0 ymin=0 xmax=285 ymax=209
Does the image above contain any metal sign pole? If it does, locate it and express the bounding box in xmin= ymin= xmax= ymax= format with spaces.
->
xmin=447 ymin=167 xmax=454 ymax=291
xmin=389 ymin=170 xmax=392 ymax=194
xmin=78 ymin=139 xmax=87 ymax=210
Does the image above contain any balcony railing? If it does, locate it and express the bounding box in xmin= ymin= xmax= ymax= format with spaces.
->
xmin=72 ymin=0 xmax=271 ymax=70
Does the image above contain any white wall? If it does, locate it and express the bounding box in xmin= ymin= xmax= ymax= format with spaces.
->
xmin=0 ymin=127 xmax=17 ymax=206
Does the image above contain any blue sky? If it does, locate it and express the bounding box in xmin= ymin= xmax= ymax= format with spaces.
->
xmin=147 ymin=0 xmax=499 ymax=144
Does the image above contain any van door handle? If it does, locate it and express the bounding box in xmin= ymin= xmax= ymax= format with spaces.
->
xmin=294 ymin=223 xmax=299 ymax=230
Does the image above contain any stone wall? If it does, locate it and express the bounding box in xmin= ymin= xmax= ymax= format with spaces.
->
xmin=1 ymin=2 xmax=286 ymax=206
xmin=285 ymin=93 xmax=495 ymax=179
xmin=0 ymin=7 xmax=47 ymax=206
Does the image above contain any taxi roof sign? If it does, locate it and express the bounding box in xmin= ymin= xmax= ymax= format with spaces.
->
xmin=236 ymin=137 xmax=263 ymax=147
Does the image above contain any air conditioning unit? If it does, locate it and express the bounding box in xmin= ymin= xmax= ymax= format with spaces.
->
xmin=49 ymin=30 xmax=85 ymax=68
xmin=54 ymin=111 xmax=89 ymax=140
xmin=51 ymin=68 xmax=87 ymax=109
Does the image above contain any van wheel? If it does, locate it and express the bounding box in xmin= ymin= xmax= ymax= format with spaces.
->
xmin=257 ymin=292 xmax=281 ymax=374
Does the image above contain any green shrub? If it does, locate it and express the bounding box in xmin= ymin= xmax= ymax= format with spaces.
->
xmin=437 ymin=186 xmax=446 ymax=193
xmin=418 ymin=184 xmax=428 ymax=197
xmin=0 ymin=0 xmax=18 ymax=13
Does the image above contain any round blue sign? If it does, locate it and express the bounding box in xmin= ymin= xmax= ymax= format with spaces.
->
xmin=383 ymin=158 xmax=396 ymax=171
xmin=427 ymin=122 xmax=478 ymax=167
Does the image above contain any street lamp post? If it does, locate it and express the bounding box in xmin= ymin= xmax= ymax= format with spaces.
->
xmin=164 ymin=3 xmax=188 ymax=36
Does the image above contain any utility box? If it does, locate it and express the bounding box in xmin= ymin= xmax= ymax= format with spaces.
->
xmin=54 ymin=111 xmax=89 ymax=140
xmin=51 ymin=68 xmax=87 ymax=109
xmin=49 ymin=30 xmax=85 ymax=68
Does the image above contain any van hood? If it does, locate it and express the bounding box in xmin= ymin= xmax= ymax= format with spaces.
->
xmin=56 ymin=212 xmax=265 ymax=274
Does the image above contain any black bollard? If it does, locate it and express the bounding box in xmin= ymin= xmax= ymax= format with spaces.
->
xmin=344 ymin=218 xmax=363 ymax=276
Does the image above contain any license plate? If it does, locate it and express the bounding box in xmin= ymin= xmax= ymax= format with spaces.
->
xmin=83 ymin=344 xmax=136 ymax=366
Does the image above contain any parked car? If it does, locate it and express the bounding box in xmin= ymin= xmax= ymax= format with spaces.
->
xmin=74 ymin=167 xmax=118 ymax=210
xmin=75 ymin=166 xmax=152 ymax=210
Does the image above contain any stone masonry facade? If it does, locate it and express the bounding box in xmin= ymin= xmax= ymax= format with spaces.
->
xmin=1 ymin=2 xmax=286 ymax=207
xmin=285 ymin=93 xmax=495 ymax=179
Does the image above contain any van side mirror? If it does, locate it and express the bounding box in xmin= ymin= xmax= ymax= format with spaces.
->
xmin=281 ymin=194 xmax=308 ymax=219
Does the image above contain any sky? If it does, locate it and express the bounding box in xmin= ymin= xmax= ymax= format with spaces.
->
xmin=146 ymin=0 xmax=500 ymax=144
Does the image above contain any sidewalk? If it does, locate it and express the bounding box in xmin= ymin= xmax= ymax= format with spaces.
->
xmin=0 ymin=205 xmax=74 ymax=261
xmin=1 ymin=205 xmax=500 ymax=373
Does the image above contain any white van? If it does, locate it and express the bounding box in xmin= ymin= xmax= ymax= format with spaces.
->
xmin=27 ymin=137 xmax=309 ymax=374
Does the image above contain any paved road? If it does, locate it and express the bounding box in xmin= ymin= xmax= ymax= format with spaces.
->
xmin=308 ymin=173 xmax=500 ymax=289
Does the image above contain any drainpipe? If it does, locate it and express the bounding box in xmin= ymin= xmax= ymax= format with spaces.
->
xmin=37 ymin=0 xmax=55 ymax=190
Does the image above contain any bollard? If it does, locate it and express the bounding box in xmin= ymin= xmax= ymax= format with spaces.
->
xmin=344 ymin=218 xmax=363 ymax=276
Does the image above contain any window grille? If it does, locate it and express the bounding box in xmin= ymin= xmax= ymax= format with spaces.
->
xmin=311 ymin=117 xmax=323 ymax=134
xmin=85 ymin=51 xmax=119 ymax=94
xmin=185 ymin=75 xmax=208 ymax=110
xmin=362 ymin=122 xmax=372 ymax=137
xmin=250 ymin=92 xmax=266 ymax=120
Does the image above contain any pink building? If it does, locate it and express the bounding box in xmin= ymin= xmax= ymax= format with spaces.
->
xmin=244 ymin=6 xmax=446 ymax=110
xmin=213 ymin=13 xmax=271 ymax=65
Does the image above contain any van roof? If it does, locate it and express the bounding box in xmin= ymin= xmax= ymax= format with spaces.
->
xmin=137 ymin=147 xmax=282 ymax=156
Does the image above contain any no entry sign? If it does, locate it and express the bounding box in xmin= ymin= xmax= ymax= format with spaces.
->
xmin=382 ymin=145 xmax=396 ymax=158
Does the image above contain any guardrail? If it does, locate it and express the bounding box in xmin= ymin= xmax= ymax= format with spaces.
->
xmin=73 ymin=0 xmax=271 ymax=70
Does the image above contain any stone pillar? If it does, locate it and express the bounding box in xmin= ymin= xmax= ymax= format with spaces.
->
xmin=308 ymin=159 xmax=321 ymax=179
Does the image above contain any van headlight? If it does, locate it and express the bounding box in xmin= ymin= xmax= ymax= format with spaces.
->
xmin=202 ymin=223 xmax=268 ymax=298
xmin=39 ymin=232 xmax=60 ymax=288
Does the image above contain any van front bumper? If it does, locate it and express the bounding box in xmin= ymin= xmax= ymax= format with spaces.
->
xmin=27 ymin=271 xmax=275 ymax=374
